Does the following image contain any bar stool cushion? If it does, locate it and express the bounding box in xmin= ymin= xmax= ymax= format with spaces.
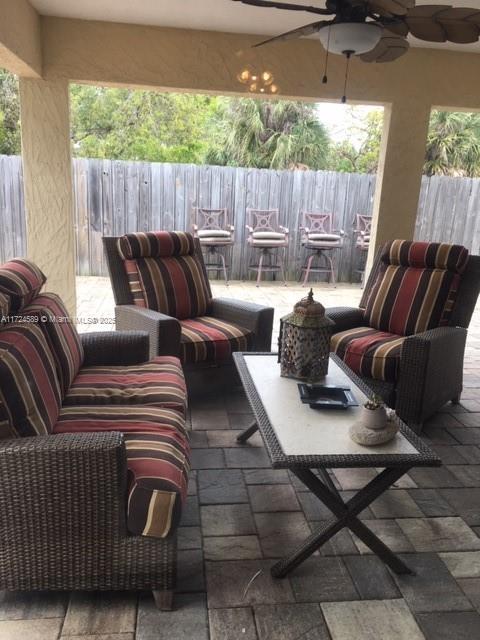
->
xmin=197 ymin=230 xmax=231 ymax=238
xmin=307 ymin=233 xmax=342 ymax=242
xmin=252 ymin=232 xmax=286 ymax=240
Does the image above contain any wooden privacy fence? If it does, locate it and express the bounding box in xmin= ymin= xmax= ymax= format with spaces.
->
xmin=1 ymin=155 xmax=480 ymax=282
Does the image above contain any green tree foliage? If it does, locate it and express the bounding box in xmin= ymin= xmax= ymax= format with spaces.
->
xmin=328 ymin=110 xmax=382 ymax=174
xmin=0 ymin=70 xmax=21 ymax=155
xmin=2 ymin=69 xmax=480 ymax=177
xmin=425 ymin=111 xmax=480 ymax=177
xmin=205 ymin=98 xmax=330 ymax=170
xmin=70 ymin=85 xmax=217 ymax=162
xmin=330 ymin=109 xmax=480 ymax=177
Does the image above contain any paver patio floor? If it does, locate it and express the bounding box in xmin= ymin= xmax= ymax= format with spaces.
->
xmin=2 ymin=278 xmax=480 ymax=639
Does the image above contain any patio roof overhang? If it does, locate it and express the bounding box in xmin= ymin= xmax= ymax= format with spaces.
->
xmin=1 ymin=2 xmax=480 ymax=312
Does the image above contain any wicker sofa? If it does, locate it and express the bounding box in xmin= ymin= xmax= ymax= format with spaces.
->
xmin=103 ymin=230 xmax=274 ymax=394
xmin=327 ymin=239 xmax=480 ymax=432
xmin=0 ymin=258 xmax=189 ymax=609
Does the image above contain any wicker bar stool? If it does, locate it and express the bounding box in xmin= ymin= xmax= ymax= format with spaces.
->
xmin=246 ymin=208 xmax=289 ymax=286
xmin=299 ymin=212 xmax=345 ymax=286
xmin=192 ymin=207 xmax=234 ymax=285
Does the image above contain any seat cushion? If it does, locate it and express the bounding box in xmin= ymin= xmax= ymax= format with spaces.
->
xmin=22 ymin=293 xmax=84 ymax=396
xmin=180 ymin=316 xmax=253 ymax=364
xmin=63 ymin=356 xmax=187 ymax=415
xmin=0 ymin=259 xmax=46 ymax=313
xmin=364 ymin=240 xmax=469 ymax=336
xmin=54 ymin=405 xmax=189 ymax=539
xmin=0 ymin=324 xmax=62 ymax=438
xmin=197 ymin=229 xmax=231 ymax=239
xmin=252 ymin=231 xmax=286 ymax=240
xmin=331 ymin=327 xmax=405 ymax=383
xmin=308 ymin=233 xmax=342 ymax=242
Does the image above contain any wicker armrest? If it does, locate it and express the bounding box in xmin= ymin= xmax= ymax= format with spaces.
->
xmin=325 ymin=307 xmax=366 ymax=332
xmin=211 ymin=298 xmax=274 ymax=351
xmin=115 ymin=305 xmax=181 ymax=359
xmin=81 ymin=331 xmax=150 ymax=366
xmin=397 ymin=326 xmax=467 ymax=426
xmin=0 ymin=432 xmax=128 ymax=575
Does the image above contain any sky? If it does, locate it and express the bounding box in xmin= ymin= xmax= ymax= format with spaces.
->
xmin=316 ymin=103 xmax=383 ymax=149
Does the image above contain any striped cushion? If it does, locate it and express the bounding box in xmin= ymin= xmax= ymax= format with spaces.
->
xmin=332 ymin=327 xmax=405 ymax=383
xmin=364 ymin=240 xmax=468 ymax=336
xmin=0 ymin=259 xmax=46 ymax=313
xmin=381 ymin=239 xmax=469 ymax=272
xmin=55 ymin=404 xmax=187 ymax=437
xmin=118 ymin=231 xmax=195 ymax=259
xmin=22 ymin=293 xmax=84 ymax=396
xmin=64 ymin=356 xmax=187 ymax=415
xmin=180 ymin=316 xmax=253 ymax=364
xmin=125 ymin=254 xmax=211 ymax=319
xmin=120 ymin=231 xmax=211 ymax=319
xmin=0 ymin=324 xmax=62 ymax=438
xmin=54 ymin=405 xmax=189 ymax=539
xmin=0 ymin=291 xmax=10 ymax=318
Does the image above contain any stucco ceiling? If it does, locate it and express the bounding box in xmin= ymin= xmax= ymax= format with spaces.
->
xmin=30 ymin=0 xmax=480 ymax=52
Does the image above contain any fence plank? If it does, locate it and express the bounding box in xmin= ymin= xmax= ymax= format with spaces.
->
xmin=1 ymin=155 xmax=480 ymax=282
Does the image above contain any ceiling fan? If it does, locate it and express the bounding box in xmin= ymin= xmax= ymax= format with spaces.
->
xmin=230 ymin=0 xmax=480 ymax=64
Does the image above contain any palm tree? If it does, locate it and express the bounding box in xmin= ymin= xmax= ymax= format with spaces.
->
xmin=424 ymin=111 xmax=480 ymax=177
xmin=205 ymin=98 xmax=330 ymax=170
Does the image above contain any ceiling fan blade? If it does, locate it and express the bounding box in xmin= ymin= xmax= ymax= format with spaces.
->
xmin=366 ymin=0 xmax=414 ymax=17
xmin=359 ymin=30 xmax=409 ymax=61
xmin=404 ymin=5 xmax=480 ymax=43
xmin=230 ymin=0 xmax=333 ymax=15
xmin=252 ymin=20 xmax=327 ymax=47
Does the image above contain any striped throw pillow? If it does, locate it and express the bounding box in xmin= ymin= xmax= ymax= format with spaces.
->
xmin=0 ymin=259 xmax=46 ymax=313
xmin=0 ymin=324 xmax=62 ymax=437
xmin=22 ymin=293 xmax=84 ymax=397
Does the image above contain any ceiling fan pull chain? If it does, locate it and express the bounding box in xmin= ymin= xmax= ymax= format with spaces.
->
xmin=322 ymin=26 xmax=331 ymax=84
xmin=341 ymin=51 xmax=352 ymax=104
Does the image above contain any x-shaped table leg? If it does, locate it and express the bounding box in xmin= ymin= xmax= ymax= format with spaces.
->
xmin=271 ymin=466 xmax=414 ymax=579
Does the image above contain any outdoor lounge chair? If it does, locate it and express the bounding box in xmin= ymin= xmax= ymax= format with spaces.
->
xmin=103 ymin=231 xmax=274 ymax=393
xmin=0 ymin=258 xmax=189 ymax=609
xmin=327 ymin=239 xmax=480 ymax=432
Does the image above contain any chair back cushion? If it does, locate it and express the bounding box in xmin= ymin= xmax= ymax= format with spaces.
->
xmin=118 ymin=231 xmax=211 ymax=319
xmin=22 ymin=293 xmax=84 ymax=396
xmin=0 ymin=259 xmax=46 ymax=313
xmin=0 ymin=324 xmax=62 ymax=438
xmin=364 ymin=240 xmax=469 ymax=336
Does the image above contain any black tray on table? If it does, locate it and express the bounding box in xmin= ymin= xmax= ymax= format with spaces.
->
xmin=297 ymin=384 xmax=358 ymax=410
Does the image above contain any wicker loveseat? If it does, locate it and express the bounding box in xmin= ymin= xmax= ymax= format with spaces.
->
xmin=0 ymin=259 xmax=189 ymax=609
xmin=103 ymin=231 xmax=274 ymax=393
xmin=327 ymin=239 xmax=480 ymax=432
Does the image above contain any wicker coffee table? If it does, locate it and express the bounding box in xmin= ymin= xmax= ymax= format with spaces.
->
xmin=233 ymin=352 xmax=441 ymax=579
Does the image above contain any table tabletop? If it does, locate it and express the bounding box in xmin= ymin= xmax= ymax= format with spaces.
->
xmin=233 ymin=352 xmax=441 ymax=469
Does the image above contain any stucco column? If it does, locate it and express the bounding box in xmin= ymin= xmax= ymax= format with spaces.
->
xmin=19 ymin=77 xmax=76 ymax=314
xmin=367 ymin=99 xmax=431 ymax=272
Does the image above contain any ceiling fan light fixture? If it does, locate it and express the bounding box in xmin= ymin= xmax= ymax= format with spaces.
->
xmin=318 ymin=22 xmax=383 ymax=55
